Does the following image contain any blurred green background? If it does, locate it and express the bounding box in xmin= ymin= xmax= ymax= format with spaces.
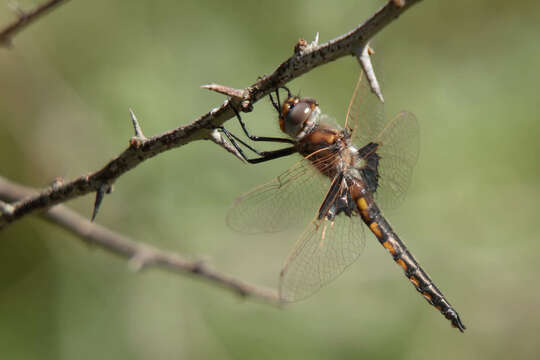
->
xmin=1 ymin=0 xmax=539 ymax=359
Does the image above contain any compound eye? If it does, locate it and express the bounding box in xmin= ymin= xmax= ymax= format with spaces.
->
xmin=286 ymin=101 xmax=312 ymax=127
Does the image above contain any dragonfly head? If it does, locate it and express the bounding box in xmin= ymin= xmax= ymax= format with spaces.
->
xmin=279 ymin=97 xmax=318 ymax=138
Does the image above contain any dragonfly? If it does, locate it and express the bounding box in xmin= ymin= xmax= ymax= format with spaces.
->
xmin=219 ymin=71 xmax=466 ymax=332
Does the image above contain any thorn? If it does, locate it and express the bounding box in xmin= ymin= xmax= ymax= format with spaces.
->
xmin=0 ymin=201 xmax=15 ymax=216
xmin=130 ymin=136 xmax=145 ymax=148
xmin=294 ymin=32 xmax=320 ymax=54
xmin=191 ymin=259 xmax=206 ymax=274
xmin=91 ymin=183 xmax=111 ymax=222
xmin=240 ymin=99 xmax=253 ymax=112
xmin=128 ymin=254 xmax=146 ymax=272
xmin=50 ymin=176 xmax=65 ymax=190
xmin=294 ymin=38 xmax=308 ymax=54
xmin=356 ymin=44 xmax=385 ymax=103
xmin=393 ymin=0 xmax=406 ymax=8
xmin=201 ymin=84 xmax=245 ymax=100
xmin=129 ymin=108 xmax=146 ymax=141
xmin=128 ymin=247 xmax=156 ymax=272
xmin=209 ymin=128 xmax=245 ymax=163
xmin=312 ymin=32 xmax=319 ymax=47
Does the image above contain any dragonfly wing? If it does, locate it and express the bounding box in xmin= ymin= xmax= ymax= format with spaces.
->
xmin=348 ymin=69 xmax=419 ymax=211
xmin=279 ymin=212 xmax=366 ymax=302
xmin=372 ymin=111 xmax=419 ymax=210
xmin=227 ymin=157 xmax=332 ymax=234
xmin=346 ymin=65 xmax=385 ymax=144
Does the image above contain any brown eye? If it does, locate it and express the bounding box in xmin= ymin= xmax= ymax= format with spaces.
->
xmin=279 ymin=97 xmax=317 ymax=137
xmin=286 ymin=101 xmax=312 ymax=127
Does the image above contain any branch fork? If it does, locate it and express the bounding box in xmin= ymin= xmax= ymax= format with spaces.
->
xmin=0 ymin=0 xmax=70 ymax=48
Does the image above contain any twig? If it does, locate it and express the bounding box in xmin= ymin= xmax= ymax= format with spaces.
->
xmin=357 ymin=44 xmax=384 ymax=102
xmin=0 ymin=0 xmax=69 ymax=47
xmin=200 ymin=84 xmax=246 ymax=100
xmin=0 ymin=0 xmax=421 ymax=229
xmin=129 ymin=108 xmax=146 ymax=140
xmin=0 ymin=176 xmax=279 ymax=304
xmin=209 ymin=128 xmax=246 ymax=163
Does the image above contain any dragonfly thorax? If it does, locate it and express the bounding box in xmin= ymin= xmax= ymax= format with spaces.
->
xmin=280 ymin=95 xmax=382 ymax=215
xmin=299 ymin=124 xmax=358 ymax=180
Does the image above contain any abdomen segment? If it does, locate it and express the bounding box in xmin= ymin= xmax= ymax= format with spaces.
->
xmin=355 ymin=192 xmax=466 ymax=332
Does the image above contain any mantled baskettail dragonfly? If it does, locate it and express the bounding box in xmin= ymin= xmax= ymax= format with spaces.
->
xmin=219 ymin=71 xmax=466 ymax=332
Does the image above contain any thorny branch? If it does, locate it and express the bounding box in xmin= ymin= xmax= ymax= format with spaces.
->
xmin=0 ymin=177 xmax=280 ymax=303
xmin=0 ymin=0 xmax=421 ymax=229
xmin=0 ymin=0 xmax=69 ymax=47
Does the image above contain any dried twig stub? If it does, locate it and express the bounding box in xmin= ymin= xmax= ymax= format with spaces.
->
xmin=129 ymin=108 xmax=146 ymax=140
xmin=201 ymin=84 xmax=246 ymax=100
xmin=209 ymin=129 xmax=246 ymax=163
xmin=356 ymin=44 xmax=385 ymax=103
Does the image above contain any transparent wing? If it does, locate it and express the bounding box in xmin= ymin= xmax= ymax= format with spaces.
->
xmin=227 ymin=152 xmax=338 ymax=234
xmin=279 ymin=212 xmax=366 ymax=302
xmin=347 ymin=70 xmax=419 ymax=210
xmin=346 ymin=63 xmax=385 ymax=142
xmin=372 ymin=111 xmax=419 ymax=210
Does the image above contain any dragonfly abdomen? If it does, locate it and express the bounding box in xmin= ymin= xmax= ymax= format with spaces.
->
xmin=351 ymin=184 xmax=466 ymax=332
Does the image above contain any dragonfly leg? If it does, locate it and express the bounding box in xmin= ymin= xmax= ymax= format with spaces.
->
xmin=269 ymin=89 xmax=281 ymax=112
xmin=218 ymin=126 xmax=297 ymax=164
xmin=229 ymin=101 xmax=294 ymax=144
xmin=269 ymin=86 xmax=292 ymax=113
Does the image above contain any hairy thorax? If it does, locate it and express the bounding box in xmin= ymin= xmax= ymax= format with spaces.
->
xmin=295 ymin=123 xmax=356 ymax=180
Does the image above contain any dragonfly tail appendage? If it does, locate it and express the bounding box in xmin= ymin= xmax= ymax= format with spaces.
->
xmin=354 ymin=193 xmax=466 ymax=332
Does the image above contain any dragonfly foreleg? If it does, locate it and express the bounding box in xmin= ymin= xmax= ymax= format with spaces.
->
xmin=229 ymin=101 xmax=294 ymax=144
xmin=218 ymin=126 xmax=297 ymax=164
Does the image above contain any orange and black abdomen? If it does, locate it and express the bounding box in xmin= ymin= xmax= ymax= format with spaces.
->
xmin=351 ymin=181 xmax=466 ymax=332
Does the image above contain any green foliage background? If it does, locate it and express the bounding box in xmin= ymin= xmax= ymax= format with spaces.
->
xmin=1 ymin=1 xmax=539 ymax=359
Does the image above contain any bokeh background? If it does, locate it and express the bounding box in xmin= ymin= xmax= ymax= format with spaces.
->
xmin=1 ymin=0 xmax=539 ymax=359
